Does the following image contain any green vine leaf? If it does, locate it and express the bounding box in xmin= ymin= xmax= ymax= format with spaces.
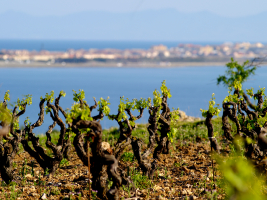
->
xmin=161 ymin=80 xmax=172 ymax=98
xmin=201 ymin=93 xmax=221 ymax=117
xmin=167 ymin=127 xmax=178 ymax=143
xmin=72 ymin=89 xmax=85 ymax=102
xmin=4 ymin=90 xmax=10 ymax=102
xmin=17 ymin=94 xmax=32 ymax=111
xmin=98 ymin=97 xmax=111 ymax=116
xmin=45 ymin=91 xmax=54 ymax=103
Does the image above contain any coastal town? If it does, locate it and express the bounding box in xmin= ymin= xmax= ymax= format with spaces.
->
xmin=0 ymin=42 xmax=266 ymax=66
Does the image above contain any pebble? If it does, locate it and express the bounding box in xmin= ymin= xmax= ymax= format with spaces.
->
xmin=189 ymin=195 xmax=198 ymax=200
xmin=28 ymin=192 xmax=38 ymax=196
xmin=181 ymin=166 xmax=190 ymax=173
xmin=41 ymin=193 xmax=47 ymax=199
xmin=156 ymin=196 xmax=168 ymax=200
xmin=186 ymin=184 xmax=192 ymax=188
xmin=25 ymin=174 xmax=32 ymax=178
xmin=153 ymin=185 xmax=162 ymax=191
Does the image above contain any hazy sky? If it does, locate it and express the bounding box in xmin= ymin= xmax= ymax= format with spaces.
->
xmin=1 ymin=0 xmax=267 ymax=17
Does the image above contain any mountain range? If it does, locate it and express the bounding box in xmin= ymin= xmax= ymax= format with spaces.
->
xmin=0 ymin=9 xmax=266 ymax=41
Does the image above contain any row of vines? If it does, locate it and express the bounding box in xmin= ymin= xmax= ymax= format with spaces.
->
xmin=1 ymin=58 xmax=267 ymax=199
xmin=0 ymin=80 xmax=180 ymax=199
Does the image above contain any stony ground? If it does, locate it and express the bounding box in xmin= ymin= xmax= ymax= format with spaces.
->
xmin=0 ymin=136 xmax=226 ymax=200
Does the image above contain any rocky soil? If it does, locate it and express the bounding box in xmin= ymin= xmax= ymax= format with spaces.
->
xmin=0 ymin=137 xmax=225 ymax=200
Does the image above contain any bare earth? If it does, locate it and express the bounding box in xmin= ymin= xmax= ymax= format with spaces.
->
xmin=0 ymin=139 xmax=225 ymax=200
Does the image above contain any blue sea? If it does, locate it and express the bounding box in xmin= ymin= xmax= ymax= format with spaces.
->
xmin=0 ymin=66 xmax=266 ymax=134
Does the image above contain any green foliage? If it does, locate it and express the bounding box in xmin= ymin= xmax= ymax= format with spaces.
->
xmin=131 ymin=125 xmax=150 ymax=144
xmin=200 ymin=93 xmax=221 ymax=117
xmin=98 ymin=97 xmax=111 ymax=116
xmin=4 ymin=90 xmax=10 ymax=102
xmin=59 ymin=158 xmax=69 ymax=168
xmin=256 ymin=113 xmax=267 ymax=128
xmin=246 ymin=87 xmax=265 ymax=100
xmin=219 ymin=59 xmax=267 ymax=132
xmin=167 ymin=108 xmax=180 ymax=143
xmin=43 ymin=91 xmax=55 ymax=114
xmin=60 ymin=90 xmax=66 ymax=97
xmin=68 ymin=131 xmax=76 ymax=143
xmin=20 ymin=158 xmax=28 ymax=178
xmin=9 ymin=184 xmax=21 ymax=200
xmin=263 ymin=96 xmax=267 ymax=111
xmin=121 ymin=152 xmax=135 ymax=162
xmin=44 ymin=168 xmax=49 ymax=176
xmin=246 ymin=87 xmax=254 ymax=98
xmin=131 ymin=98 xmax=150 ymax=110
xmin=102 ymin=127 xmax=120 ymax=142
xmin=0 ymin=91 xmax=12 ymax=123
xmin=44 ymin=90 xmax=54 ymax=102
xmin=225 ymin=85 xmax=267 ymax=128
xmin=66 ymin=102 xmax=92 ymax=123
xmin=117 ymin=97 xmax=127 ymax=122
xmin=0 ymin=104 xmax=11 ymax=124
xmin=219 ymin=59 xmax=267 ymax=128
xmin=108 ymin=97 xmax=149 ymax=126
xmin=216 ymin=154 xmax=266 ymax=200
xmin=232 ymin=80 xmax=243 ymax=92
xmin=24 ymin=117 xmax=31 ymax=128
xmin=13 ymin=94 xmax=32 ymax=130
xmin=152 ymin=90 xmax=162 ymax=108
xmin=167 ymin=127 xmax=178 ymax=143
xmin=151 ymin=80 xmax=172 ymax=121
xmin=0 ymin=92 xmax=32 ymax=132
xmin=171 ymin=118 xmax=228 ymax=142
xmin=108 ymin=96 xmax=127 ymax=122
xmin=170 ymin=108 xmax=180 ymax=123
xmin=217 ymin=58 xmax=256 ymax=89
xmin=223 ymin=91 xmax=242 ymax=103
xmin=72 ymin=89 xmax=85 ymax=102
xmin=38 ymin=131 xmax=60 ymax=147
xmin=66 ymin=91 xmax=110 ymax=136
xmin=160 ymin=80 xmax=172 ymax=98
xmin=130 ymin=168 xmax=153 ymax=190
xmin=17 ymin=94 xmax=32 ymax=110
xmin=91 ymin=189 xmax=98 ymax=200
xmin=257 ymin=87 xmax=265 ymax=96
xmin=44 ymin=90 xmax=66 ymax=115
xmin=125 ymin=97 xmax=135 ymax=110
xmin=50 ymin=186 xmax=61 ymax=195
xmin=66 ymin=90 xmax=93 ymax=124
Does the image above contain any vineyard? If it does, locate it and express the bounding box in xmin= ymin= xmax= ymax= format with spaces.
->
xmin=1 ymin=58 xmax=267 ymax=200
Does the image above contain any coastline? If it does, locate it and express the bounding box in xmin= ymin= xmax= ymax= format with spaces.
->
xmin=0 ymin=61 xmax=230 ymax=68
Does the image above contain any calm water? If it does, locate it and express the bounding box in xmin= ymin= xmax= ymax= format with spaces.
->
xmin=0 ymin=66 xmax=266 ymax=134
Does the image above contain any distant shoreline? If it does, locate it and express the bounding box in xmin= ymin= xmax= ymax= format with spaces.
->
xmin=0 ymin=61 xmax=231 ymax=68
xmin=1 ymin=60 xmax=267 ymax=68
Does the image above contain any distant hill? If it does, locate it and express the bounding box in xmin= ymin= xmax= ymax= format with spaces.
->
xmin=0 ymin=9 xmax=267 ymax=41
